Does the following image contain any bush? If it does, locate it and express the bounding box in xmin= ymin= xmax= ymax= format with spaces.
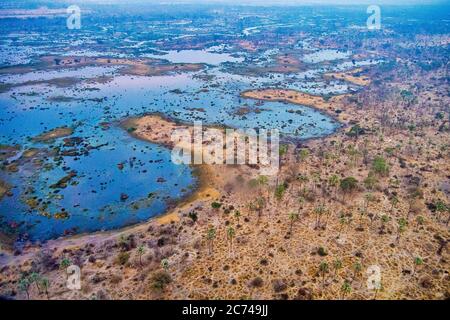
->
xmin=318 ymin=247 xmax=328 ymax=256
xmin=272 ymin=279 xmax=287 ymax=293
xmin=363 ymin=172 xmax=378 ymax=190
xmin=150 ymin=271 xmax=172 ymax=292
xmin=117 ymin=234 xmax=137 ymax=251
xmin=340 ymin=177 xmax=358 ymax=193
xmin=188 ymin=211 xmax=198 ymax=223
xmin=346 ymin=125 xmax=365 ymax=138
xmin=59 ymin=258 xmax=71 ymax=269
xmin=211 ymin=202 xmax=222 ymax=209
xmin=116 ymin=252 xmax=130 ymax=265
xmin=372 ymin=156 xmax=389 ymax=176
xmin=249 ymin=277 xmax=264 ymax=288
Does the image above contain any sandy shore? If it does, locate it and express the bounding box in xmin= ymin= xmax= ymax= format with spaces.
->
xmin=241 ymin=89 xmax=350 ymax=123
xmin=324 ymin=68 xmax=371 ymax=86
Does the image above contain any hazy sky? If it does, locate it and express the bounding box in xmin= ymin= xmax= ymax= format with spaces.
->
xmin=52 ymin=0 xmax=449 ymax=5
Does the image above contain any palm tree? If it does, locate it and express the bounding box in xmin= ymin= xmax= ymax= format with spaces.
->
xmin=288 ymin=212 xmax=299 ymax=234
xmin=206 ymin=226 xmax=216 ymax=255
xmin=137 ymin=245 xmax=145 ymax=267
xmin=40 ymin=277 xmax=50 ymax=300
xmin=390 ymin=195 xmax=399 ymax=213
xmin=249 ymin=196 xmax=266 ymax=223
xmin=311 ymin=172 xmax=320 ymax=192
xmin=337 ymin=213 xmax=349 ymax=238
xmin=435 ymin=200 xmax=447 ymax=222
xmin=333 ymin=259 xmax=343 ymax=279
xmin=380 ymin=214 xmax=390 ymax=234
xmin=256 ymin=175 xmax=269 ymax=201
xmin=347 ymin=145 xmax=360 ymax=167
xmin=29 ymin=272 xmax=42 ymax=294
xmin=297 ymin=196 xmax=305 ymax=216
xmin=361 ymin=138 xmax=370 ymax=166
xmin=396 ymin=217 xmax=407 ymax=243
xmin=319 ymin=261 xmax=329 ymax=286
xmin=274 ymin=182 xmax=287 ymax=201
xmin=328 ymin=174 xmax=339 ymax=199
xmin=364 ymin=193 xmax=375 ymax=211
xmin=353 ymin=262 xmax=362 ymax=281
xmin=161 ymin=259 xmax=169 ymax=272
xmin=341 ymin=280 xmax=352 ymax=300
xmin=227 ymin=226 xmax=236 ymax=256
xmin=314 ymin=204 xmax=327 ymax=229
xmin=357 ymin=206 xmax=366 ymax=230
xmin=18 ymin=276 xmax=31 ymax=300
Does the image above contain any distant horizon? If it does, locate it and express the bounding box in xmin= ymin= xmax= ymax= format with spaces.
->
xmin=61 ymin=0 xmax=450 ymax=5
xmin=3 ymin=0 xmax=450 ymax=7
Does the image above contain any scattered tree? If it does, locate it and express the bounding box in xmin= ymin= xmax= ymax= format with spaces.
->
xmin=227 ymin=226 xmax=236 ymax=256
xmin=206 ymin=226 xmax=216 ymax=255
xmin=372 ymin=156 xmax=389 ymax=177
xmin=137 ymin=245 xmax=145 ymax=267
xmin=341 ymin=280 xmax=352 ymax=299
xmin=319 ymin=261 xmax=329 ymax=286
xmin=340 ymin=177 xmax=358 ymax=201
xmin=18 ymin=276 xmax=31 ymax=300
xmin=288 ymin=212 xmax=299 ymax=234
xmin=161 ymin=258 xmax=169 ymax=272
xmin=333 ymin=259 xmax=343 ymax=279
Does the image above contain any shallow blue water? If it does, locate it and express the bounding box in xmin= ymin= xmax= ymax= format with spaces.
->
xmin=0 ymin=43 xmax=367 ymax=243
xmin=0 ymin=84 xmax=196 ymax=241
xmin=0 ymin=64 xmax=341 ymax=242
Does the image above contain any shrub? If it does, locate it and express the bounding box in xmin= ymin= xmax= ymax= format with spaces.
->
xmin=346 ymin=125 xmax=365 ymax=138
xmin=340 ymin=177 xmax=358 ymax=193
xmin=363 ymin=172 xmax=378 ymax=190
xmin=372 ymin=156 xmax=389 ymax=176
xmin=211 ymin=202 xmax=222 ymax=209
xmin=116 ymin=252 xmax=130 ymax=265
xmin=117 ymin=234 xmax=137 ymax=251
xmin=59 ymin=258 xmax=71 ymax=269
xmin=272 ymin=279 xmax=287 ymax=293
xmin=279 ymin=144 xmax=288 ymax=157
xmin=318 ymin=247 xmax=328 ymax=256
xmin=275 ymin=182 xmax=288 ymax=200
xmin=150 ymin=271 xmax=172 ymax=292
xmin=188 ymin=211 xmax=198 ymax=222
xmin=249 ymin=277 xmax=264 ymax=288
